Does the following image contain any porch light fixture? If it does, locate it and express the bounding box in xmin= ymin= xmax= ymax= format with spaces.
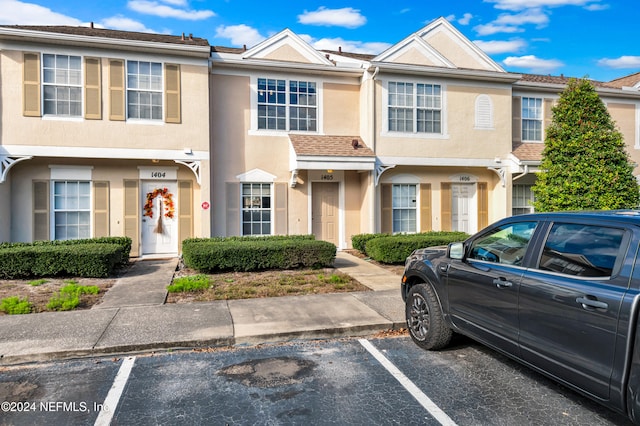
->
xmin=327 ymin=169 xmax=333 ymax=173
xmin=151 ymin=159 xmax=160 ymax=163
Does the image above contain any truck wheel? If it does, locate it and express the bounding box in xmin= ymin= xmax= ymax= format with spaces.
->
xmin=406 ymin=283 xmax=452 ymax=350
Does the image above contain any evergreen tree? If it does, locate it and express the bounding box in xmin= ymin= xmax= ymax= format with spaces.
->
xmin=532 ymin=78 xmax=640 ymax=211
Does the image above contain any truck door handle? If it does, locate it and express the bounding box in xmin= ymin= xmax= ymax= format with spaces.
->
xmin=576 ymin=296 xmax=608 ymax=310
xmin=493 ymin=278 xmax=513 ymax=288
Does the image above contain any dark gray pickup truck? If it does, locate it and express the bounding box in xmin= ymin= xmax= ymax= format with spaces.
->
xmin=401 ymin=211 xmax=640 ymax=423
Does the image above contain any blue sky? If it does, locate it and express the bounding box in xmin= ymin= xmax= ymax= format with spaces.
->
xmin=1 ymin=0 xmax=638 ymax=82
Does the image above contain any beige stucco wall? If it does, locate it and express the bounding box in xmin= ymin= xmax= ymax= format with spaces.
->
xmin=380 ymin=166 xmax=504 ymax=231
xmin=375 ymin=78 xmax=513 ymax=160
xmin=323 ymin=82 xmax=361 ymax=135
xmin=608 ymin=102 xmax=639 ymax=168
xmin=424 ymin=31 xmax=489 ymax=71
xmin=8 ymin=158 xmax=202 ymax=243
xmin=1 ymin=50 xmax=210 ymax=153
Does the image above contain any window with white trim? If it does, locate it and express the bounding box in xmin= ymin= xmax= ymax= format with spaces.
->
xmin=512 ymin=184 xmax=535 ymax=215
xmin=392 ymin=184 xmax=417 ymax=233
xmin=242 ymin=183 xmax=272 ymax=235
xmin=127 ymin=61 xmax=163 ymax=120
xmin=522 ymin=97 xmax=542 ymax=141
xmin=53 ymin=181 xmax=91 ymax=240
xmin=388 ymin=81 xmax=441 ymax=134
xmin=42 ymin=54 xmax=82 ymax=117
xmin=257 ymin=78 xmax=317 ymax=131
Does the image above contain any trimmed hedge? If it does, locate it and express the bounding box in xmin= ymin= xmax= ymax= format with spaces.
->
xmin=182 ymin=237 xmax=336 ymax=272
xmin=0 ymin=242 xmax=126 ymax=279
xmin=364 ymin=232 xmax=469 ymax=264
xmin=351 ymin=233 xmax=389 ymax=254
xmin=0 ymin=237 xmax=131 ymax=267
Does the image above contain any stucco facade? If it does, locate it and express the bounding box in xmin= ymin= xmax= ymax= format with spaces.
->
xmin=1 ymin=19 xmax=639 ymax=253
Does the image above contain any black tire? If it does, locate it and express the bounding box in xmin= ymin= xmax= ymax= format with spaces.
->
xmin=405 ymin=283 xmax=453 ymax=350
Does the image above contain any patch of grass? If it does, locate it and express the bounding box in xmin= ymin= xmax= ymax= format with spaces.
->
xmin=47 ymin=281 xmax=100 ymax=311
xmin=0 ymin=296 xmax=32 ymax=314
xmin=168 ymin=274 xmax=211 ymax=293
xmin=28 ymin=279 xmax=48 ymax=287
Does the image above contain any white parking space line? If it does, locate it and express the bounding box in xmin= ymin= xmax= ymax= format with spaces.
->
xmin=94 ymin=356 xmax=136 ymax=426
xmin=359 ymin=339 xmax=457 ymax=426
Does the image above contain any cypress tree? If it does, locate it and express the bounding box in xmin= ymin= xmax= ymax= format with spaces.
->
xmin=532 ymin=78 xmax=639 ymax=211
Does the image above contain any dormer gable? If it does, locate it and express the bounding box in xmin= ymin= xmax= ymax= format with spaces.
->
xmin=374 ymin=17 xmax=504 ymax=73
xmin=242 ymin=29 xmax=334 ymax=66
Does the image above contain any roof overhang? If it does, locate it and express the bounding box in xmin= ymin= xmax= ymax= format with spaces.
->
xmin=369 ymin=62 xmax=521 ymax=84
xmin=210 ymin=55 xmax=366 ymax=77
xmin=292 ymin=155 xmax=375 ymax=171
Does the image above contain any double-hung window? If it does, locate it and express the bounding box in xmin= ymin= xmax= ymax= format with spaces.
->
xmin=522 ymin=97 xmax=543 ymax=141
xmin=257 ymin=78 xmax=317 ymax=131
xmin=388 ymin=82 xmax=441 ymax=134
xmin=53 ymin=181 xmax=91 ymax=240
xmin=127 ymin=61 xmax=163 ymax=120
xmin=392 ymin=184 xmax=417 ymax=233
xmin=512 ymin=184 xmax=535 ymax=215
xmin=42 ymin=54 xmax=82 ymax=117
xmin=242 ymin=183 xmax=272 ymax=235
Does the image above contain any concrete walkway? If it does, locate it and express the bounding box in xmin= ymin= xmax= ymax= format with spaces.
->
xmin=0 ymin=252 xmax=405 ymax=365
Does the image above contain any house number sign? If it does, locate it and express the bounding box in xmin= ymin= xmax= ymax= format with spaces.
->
xmin=139 ymin=167 xmax=177 ymax=180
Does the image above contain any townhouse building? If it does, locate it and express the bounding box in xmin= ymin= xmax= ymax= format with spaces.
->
xmin=1 ymin=18 xmax=638 ymax=254
xmin=0 ymin=25 xmax=211 ymax=256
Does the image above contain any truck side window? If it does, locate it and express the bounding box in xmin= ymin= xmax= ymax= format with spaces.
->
xmin=468 ymin=221 xmax=537 ymax=266
xmin=538 ymin=223 xmax=624 ymax=277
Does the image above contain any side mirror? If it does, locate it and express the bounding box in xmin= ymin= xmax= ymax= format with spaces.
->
xmin=448 ymin=242 xmax=464 ymax=260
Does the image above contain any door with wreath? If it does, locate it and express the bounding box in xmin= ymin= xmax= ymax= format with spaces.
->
xmin=141 ymin=181 xmax=178 ymax=255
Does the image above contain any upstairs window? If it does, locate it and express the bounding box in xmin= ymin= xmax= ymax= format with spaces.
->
xmin=42 ymin=54 xmax=82 ymax=117
xmin=127 ymin=61 xmax=163 ymax=120
xmin=388 ymin=81 xmax=442 ymax=134
xmin=522 ymin=97 xmax=542 ymax=141
xmin=257 ymin=78 xmax=317 ymax=132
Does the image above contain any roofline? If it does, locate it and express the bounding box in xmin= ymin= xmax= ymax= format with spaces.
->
xmin=210 ymin=56 xmax=367 ymax=76
xmin=369 ymin=62 xmax=521 ymax=83
xmin=0 ymin=27 xmax=211 ymax=58
xmin=514 ymin=80 xmax=640 ymax=99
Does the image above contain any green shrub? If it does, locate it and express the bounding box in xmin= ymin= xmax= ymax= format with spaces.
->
xmin=351 ymin=233 xmax=389 ymax=254
xmin=168 ymin=274 xmax=211 ymax=293
xmin=47 ymin=281 xmax=100 ymax=311
xmin=0 ymin=243 xmax=123 ymax=279
xmin=182 ymin=237 xmax=336 ymax=272
xmin=0 ymin=296 xmax=32 ymax=315
xmin=365 ymin=232 xmax=469 ymax=264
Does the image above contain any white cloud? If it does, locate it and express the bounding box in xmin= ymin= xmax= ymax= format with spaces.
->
xmin=297 ymin=34 xmax=389 ymax=55
xmin=473 ymin=39 xmax=527 ymax=54
xmin=493 ymin=9 xmax=549 ymax=27
xmin=474 ymin=23 xmax=524 ymax=36
xmin=100 ymin=15 xmax=157 ymax=33
xmin=297 ymin=7 xmax=366 ymax=29
xmin=597 ymin=56 xmax=640 ymax=69
xmin=484 ymin=0 xmax=603 ymax=11
xmin=503 ymin=54 xmax=564 ymax=73
xmin=215 ymin=24 xmax=265 ymax=48
xmin=127 ymin=0 xmax=215 ymax=20
xmin=0 ymin=0 xmax=82 ymax=25
xmin=446 ymin=13 xmax=474 ymax=26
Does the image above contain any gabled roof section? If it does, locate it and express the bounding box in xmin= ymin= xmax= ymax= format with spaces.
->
xmin=373 ymin=17 xmax=504 ymax=73
xmin=242 ymin=28 xmax=334 ymax=66
xmin=608 ymin=72 xmax=640 ymax=89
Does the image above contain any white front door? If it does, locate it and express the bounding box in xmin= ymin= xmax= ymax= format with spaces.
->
xmin=141 ymin=181 xmax=178 ymax=255
xmin=451 ymin=183 xmax=476 ymax=233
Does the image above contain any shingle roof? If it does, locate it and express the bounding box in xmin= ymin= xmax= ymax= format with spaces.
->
xmin=518 ymin=73 xmax=617 ymax=89
xmin=607 ymin=72 xmax=640 ymax=88
xmin=0 ymin=25 xmax=209 ymax=46
xmin=289 ymin=135 xmax=375 ymax=157
xmin=512 ymin=142 xmax=544 ymax=162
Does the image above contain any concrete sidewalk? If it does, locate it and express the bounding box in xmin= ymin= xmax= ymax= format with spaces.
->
xmin=0 ymin=252 xmax=405 ymax=365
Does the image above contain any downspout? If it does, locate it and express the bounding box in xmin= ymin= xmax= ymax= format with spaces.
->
xmin=370 ymin=66 xmax=380 ymax=234
xmin=513 ymin=164 xmax=529 ymax=181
